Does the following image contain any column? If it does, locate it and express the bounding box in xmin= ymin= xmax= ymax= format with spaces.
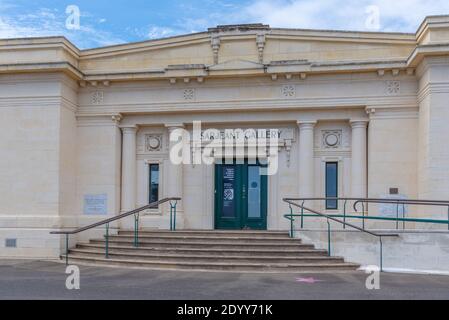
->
xmin=298 ymin=121 xmax=317 ymax=197
xmin=121 ymin=126 xmax=138 ymax=213
xmin=165 ymin=124 xmax=184 ymax=211
xmin=350 ymin=120 xmax=368 ymax=198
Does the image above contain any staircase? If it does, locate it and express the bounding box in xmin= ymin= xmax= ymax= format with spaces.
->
xmin=63 ymin=230 xmax=360 ymax=273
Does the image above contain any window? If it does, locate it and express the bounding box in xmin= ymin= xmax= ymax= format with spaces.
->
xmin=149 ymin=164 xmax=159 ymax=207
xmin=325 ymin=162 xmax=338 ymax=210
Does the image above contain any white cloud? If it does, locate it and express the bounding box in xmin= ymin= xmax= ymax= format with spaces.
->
xmin=0 ymin=6 xmax=124 ymax=48
xmin=240 ymin=0 xmax=449 ymax=32
xmin=147 ymin=26 xmax=178 ymax=39
xmin=139 ymin=0 xmax=449 ymax=42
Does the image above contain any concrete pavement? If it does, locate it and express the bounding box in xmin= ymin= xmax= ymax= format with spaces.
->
xmin=0 ymin=260 xmax=448 ymax=300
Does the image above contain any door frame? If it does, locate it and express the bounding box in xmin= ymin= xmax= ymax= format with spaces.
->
xmin=214 ymin=160 xmax=268 ymax=230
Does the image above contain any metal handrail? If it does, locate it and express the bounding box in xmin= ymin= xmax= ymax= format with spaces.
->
xmin=284 ymin=197 xmax=449 ymax=231
xmin=283 ymin=198 xmax=399 ymax=271
xmin=283 ymin=197 xmax=449 ymax=271
xmin=50 ymin=197 xmax=181 ymax=265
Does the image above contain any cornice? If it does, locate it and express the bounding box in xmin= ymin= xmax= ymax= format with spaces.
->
xmin=0 ymin=61 xmax=83 ymax=80
xmin=2 ymin=16 xmax=449 ymax=82
xmin=0 ymin=96 xmax=62 ymax=108
xmin=0 ymin=36 xmax=80 ymax=57
xmin=417 ymin=82 xmax=449 ymax=103
xmin=407 ymin=43 xmax=449 ymax=67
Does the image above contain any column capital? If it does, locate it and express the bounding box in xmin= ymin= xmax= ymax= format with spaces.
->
xmin=297 ymin=120 xmax=317 ymax=130
xmin=165 ymin=123 xmax=185 ymax=131
xmin=350 ymin=119 xmax=369 ymax=129
xmin=120 ymin=125 xmax=138 ymax=134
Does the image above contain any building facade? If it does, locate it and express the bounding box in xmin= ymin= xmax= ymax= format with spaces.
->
xmin=1 ymin=16 xmax=449 ymax=258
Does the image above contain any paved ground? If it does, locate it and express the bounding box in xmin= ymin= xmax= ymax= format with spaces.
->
xmin=1 ymin=260 xmax=449 ymax=300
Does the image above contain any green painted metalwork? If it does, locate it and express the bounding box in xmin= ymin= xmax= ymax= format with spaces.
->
xmin=300 ymin=200 xmax=305 ymax=229
xmin=65 ymin=234 xmax=69 ymax=266
xmin=284 ymin=213 xmax=449 ymax=225
xmin=105 ymin=223 xmax=109 ymax=259
xmin=134 ymin=214 xmax=140 ymax=248
xmin=361 ymin=202 xmax=365 ymax=230
xmin=50 ymin=198 xmax=181 ymax=265
xmin=170 ymin=200 xmax=178 ymax=231
xmin=170 ymin=203 xmax=173 ymax=231
xmin=283 ymin=197 xmax=449 ymax=273
xmin=289 ymin=204 xmax=294 ymax=238
xmin=326 ymin=219 xmax=331 ymax=256
xmin=379 ymin=237 xmax=383 ymax=271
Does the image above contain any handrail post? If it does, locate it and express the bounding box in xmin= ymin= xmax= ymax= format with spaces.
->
xmin=300 ymin=200 xmax=305 ymax=229
xmin=134 ymin=214 xmax=140 ymax=248
xmin=379 ymin=236 xmax=383 ymax=272
xmin=170 ymin=203 xmax=173 ymax=231
xmin=327 ymin=218 xmax=331 ymax=256
xmin=343 ymin=200 xmax=347 ymax=229
xmin=65 ymin=234 xmax=69 ymax=266
xmin=402 ymin=203 xmax=406 ymax=230
xmin=396 ymin=202 xmax=399 ymax=230
xmin=170 ymin=201 xmax=178 ymax=231
xmin=361 ymin=202 xmax=365 ymax=230
xmin=289 ymin=204 xmax=294 ymax=238
xmin=105 ymin=223 xmax=109 ymax=259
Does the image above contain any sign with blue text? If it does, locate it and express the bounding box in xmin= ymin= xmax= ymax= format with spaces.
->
xmin=84 ymin=194 xmax=108 ymax=215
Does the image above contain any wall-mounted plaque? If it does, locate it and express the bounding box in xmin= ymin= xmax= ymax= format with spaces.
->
xmin=378 ymin=194 xmax=407 ymax=218
xmin=84 ymin=194 xmax=108 ymax=215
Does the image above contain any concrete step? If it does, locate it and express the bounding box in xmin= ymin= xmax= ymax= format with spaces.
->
xmin=69 ymin=229 xmax=360 ymax=273
xmin=62 ymin=254 xmax=359 ymax=273
xmin=90 ymin=239 xmax=315 ymax=250
xmin=108 ymin=234 xmax=302 ymax=244
xmin=119 ymin=230 xmax=290 ymax=238
xmin=69 ymin=248 xmax=342 ymax=264
xmin=77 ymin=243 xmax=329 ymax=257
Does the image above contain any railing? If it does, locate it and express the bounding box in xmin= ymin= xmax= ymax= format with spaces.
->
xmin=283 ymin=198 xmax=399 ymax=271
xmin=50 ymin=197 xmax=181 ymax=265
xmin=283 ymin=197 xmax=449 ymax=271
xmin=285 ymin=197 xmax=449 ymax=231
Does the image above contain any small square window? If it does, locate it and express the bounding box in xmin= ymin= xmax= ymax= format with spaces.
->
xmin=149 ymin=164 xmax=160 ymax=208
xmin=325 ymin=162 xmax=338 ymax=210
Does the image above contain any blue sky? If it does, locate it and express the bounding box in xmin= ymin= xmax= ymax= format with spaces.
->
xmin=0 ymin=0 xmax=448 ymax=49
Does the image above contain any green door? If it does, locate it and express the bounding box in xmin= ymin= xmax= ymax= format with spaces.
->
xmin=214 ymin=161 xmax=267 ymax=230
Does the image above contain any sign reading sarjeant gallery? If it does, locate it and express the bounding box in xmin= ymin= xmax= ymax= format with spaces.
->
xmin=84 ymin=194 xmax=108 ymax=215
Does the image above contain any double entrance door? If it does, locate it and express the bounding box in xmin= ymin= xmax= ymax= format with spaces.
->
xmin=214 ymin=160 xmax=267 ymax=230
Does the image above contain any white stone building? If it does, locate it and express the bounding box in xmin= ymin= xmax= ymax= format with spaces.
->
xmin=1 ymin=16 xmax=449 ymax=271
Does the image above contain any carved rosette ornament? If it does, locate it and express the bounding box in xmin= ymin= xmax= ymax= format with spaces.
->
xmin=322 ymin=130 xmax=342 ymax=149
xmin=281 ymin=85 xmax=296 ymax=98
xmin=91 ymin=91 xmax=104 ymax=105
xmin=386 ymin=81 xmax=400 ymax=95
xmin=145 ymin=135 xmax=163 ymax=152
xmin=183 ymin=89 xmax=195 ymax=100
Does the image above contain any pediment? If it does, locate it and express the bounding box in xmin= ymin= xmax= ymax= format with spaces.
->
xmin=208 ymin=59 xmax=264 ymax=71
